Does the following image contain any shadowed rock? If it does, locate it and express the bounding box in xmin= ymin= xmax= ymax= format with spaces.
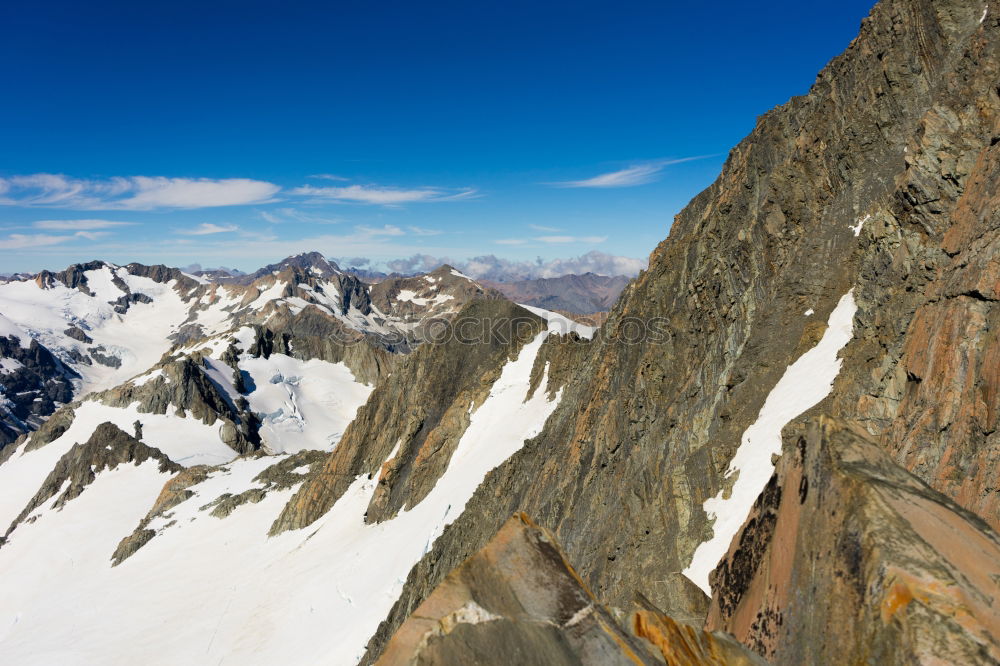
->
xmin=5 ymin=422 xmax=181 ymax=539
xmin=269 ymin=299 xmax=549 ymax=534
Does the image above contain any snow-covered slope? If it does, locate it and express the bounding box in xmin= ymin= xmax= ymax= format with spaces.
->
xmin=0 ymin=264 xmax=190 ymax=394
xmin=0 ymin=253 xmax=600 ymax=664
xmin=0 ymin=254 xmax=498 ymax=447
xmin=0 ymin=326 xmax=562 ymax=665
xmin=240 ymin=353 xmax=373 ymax=453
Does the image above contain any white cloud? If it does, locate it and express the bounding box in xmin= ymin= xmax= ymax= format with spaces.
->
xmin=0 ymin=234 xmax=74 ymax=249
xmin=292 ymin=183 xmax=478 ymax=205
xmin=260 ymin=208 xmax=340 ymax=225
xmin=528 ymin=224 xmax=562 ymax=232
xmin=240 ymin=229 xmax=278 ymax=242
xmin=548 ymin=156 xmax=713 ymax=188
xmin=0 ymin=174 xmax=280 ymax=210
xmin=387 ymin=250 xmax=646 ymax=280
xmin=494 ymin=239 xmax=527 ymax=245
xmin=407 ymin=226 xmax=443 ymax=236
xmin=308 ymin=174 xmax=350 ymax=181
xmin=0 ymin=231 xmax=107 ymax=249
xmin=32 ymin=219 xmax=136 ymax=230
xmin=357 ymin=224 xmax=405 ymax=237
xmin=535 ymin=235 xmax=608 ymax=244
xmin=74 ymin=231 xmax=112 ymax=241
xmin=179 ymin=223 xmax=239 ymax=235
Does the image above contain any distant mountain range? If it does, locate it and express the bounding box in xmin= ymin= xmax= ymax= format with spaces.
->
xmin=481 ymin=272 xmax=629 ymax=314
xmin=180 ymin=262 xmax=630 ymax=314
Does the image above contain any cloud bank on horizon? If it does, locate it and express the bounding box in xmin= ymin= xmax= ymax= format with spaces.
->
xmin=348 ymin=250 xmax=647 ymax=281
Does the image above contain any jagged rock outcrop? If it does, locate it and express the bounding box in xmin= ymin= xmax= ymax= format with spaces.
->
xmin=0 ymin=334 xmax=77 ymax=447
xmin=110 ymin=465 xmax=213 ymax=565
xmin=33 ymin=260 xmax=201 ymax=296
xmin=358 ymin=1 xmax=1000 ymax=660
xmin=22 ymin=403 xmax=78 ymax=452
xmin=251 ymin=310 xmax=396 ymax=384
xmin=376 ymin=513 xmax=766 ymax=666
xmin=632 ymin=611 xmax=767 ymax=666
xmin=375 ymin=513 xmax=662 ymax=666
xmin=5 ymin=422 xmax=181 ymax=538
xmin=270 ymin=300 xmax=549 ymax=533
xmin=205 ymin=450 xmax=326 ymax=519
xmin=369 ymin=264 xmax=505 ymax=322
xmin=95 ymin=354 xmax=261 ymax=455
xmin=112 ymin=449 xmax=326 ymax=564
xmin=706 ymin=416 xmax=1000 ymax=664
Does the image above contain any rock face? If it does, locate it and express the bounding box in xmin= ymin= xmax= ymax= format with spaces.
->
xmin=112 ymin=449 xmax=326 ymax=565
xmin=483 ymin=273 xmax=630 ymax=315
xmin=631 ymin=611 xmax=767 ymax=666
xmin=270 ymin=299 xmax=552 ymax=533
xmin=4 ymin=422 xmax=180 ymax=538
xmin=93 ymin=353 xmax=262 ymax=455
xmin=0 ymin=334 xmax=77 ymax=447
xmin=376 ymin=513 xmax=766 ymax=666
xmin=375 ymin=513 xmax=659 ymax=666
xmin=360 ymin=0 xmax=1000 ymax=660
xmin=369 ymin=264 xmax=506 ymax=323
xmin=706 ymin=416 xmax=1000 ymax=664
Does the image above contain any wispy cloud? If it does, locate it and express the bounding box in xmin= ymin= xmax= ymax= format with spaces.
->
xmin=407 ymin=225 xmax=443 ymax=236
xmin=0 ymin=231 xmax=103 ymax=249
xmin=356 ymin=224 xmax=405 ymax=236
xmin=0 ymin=174 xmax=280 ymax=210
xmin=535 ymin=235 xmax=608 ymax=244
xmin=387 ymin=250 xmax=647 ymax=280
xmin=528 ymin=224 xmax=562 ymax=232
xmin=75 ymin=231 xmax=112 ymax=241
xmin=32 ymin=219 xmax=136 ymax=231
xmin=547 ymin=156 xmax=713 ymax=188
xmin=308 ymin=174 xmax=350 ymax=181
xmin=239 ymin=229 xmax=278 ymax=242
xmin=259 ymin=207 xmax=340 ymax=225
xmin=292 ymin=183 xmax=478 ymax=205
xmin=179 ymin=223 xmax=239 ymax=235
xmin=494 ymin=238 xmax=527 ymax=245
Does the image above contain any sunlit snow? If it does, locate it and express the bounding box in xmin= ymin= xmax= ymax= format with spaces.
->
xmin=0 ymin=330 xmax=562 ymax=665
xmin=240 ymin=354 xmax=373 ymax=453
xmin=518 ymin=303 xmax=597 ymax=339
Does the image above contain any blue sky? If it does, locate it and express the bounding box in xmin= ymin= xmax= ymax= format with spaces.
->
xmin=0 ymin=0 xmax=876 ymax=276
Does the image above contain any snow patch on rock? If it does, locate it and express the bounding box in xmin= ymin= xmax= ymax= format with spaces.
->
xmin=682 ymin=289 xmax=858 ymax=594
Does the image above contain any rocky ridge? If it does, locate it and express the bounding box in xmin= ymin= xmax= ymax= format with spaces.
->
xmin=5 ymin=422 xmax=181 ymax=537
xmin=377 ymin=513 xmax=765 ymax=666
xmin=358 ymin=0 xmax=1000 ymax=661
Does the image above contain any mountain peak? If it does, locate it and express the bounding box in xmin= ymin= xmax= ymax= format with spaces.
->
xmin=245 ymin=252 xmax=341 ymax=281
